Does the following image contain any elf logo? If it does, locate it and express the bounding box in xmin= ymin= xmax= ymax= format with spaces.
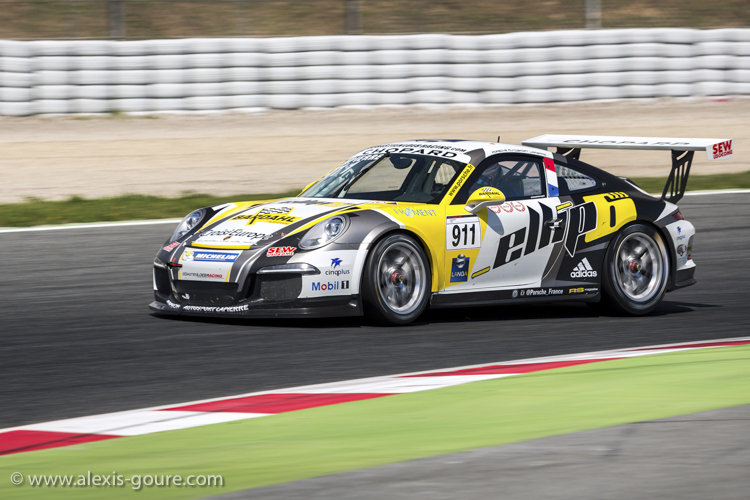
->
xmin=493 ymin=201 xmax=597 ymax=269
xmin=312 ymin=281 xmax=350 ymax=291
xmin=570 ymin=258 xmax=597 ymax=278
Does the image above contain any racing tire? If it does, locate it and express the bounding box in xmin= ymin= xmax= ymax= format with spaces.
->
xmin=595 ymin=223 xmax=670 ymax=316
xmin=362 ymin=233 xmax=431 ymax=325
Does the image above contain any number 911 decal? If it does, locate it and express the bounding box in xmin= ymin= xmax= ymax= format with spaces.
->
xmin=446 ymin=215 xmax=482 ymax=250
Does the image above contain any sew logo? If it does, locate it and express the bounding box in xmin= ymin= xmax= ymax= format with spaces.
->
xmin=266 ymin=246 xmax=296 ymax=257
xmin=709 ymin=140 xmax=733 ymax=160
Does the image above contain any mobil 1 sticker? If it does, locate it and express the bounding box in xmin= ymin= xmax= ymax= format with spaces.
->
xmin=446 ymin=215 xmax=481 ymax=250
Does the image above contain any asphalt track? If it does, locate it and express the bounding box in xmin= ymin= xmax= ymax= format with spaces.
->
xmin=214 ymin=403 xmax=750 ymax=500
xmin=1 ymin=192 xmax=749 ymax=429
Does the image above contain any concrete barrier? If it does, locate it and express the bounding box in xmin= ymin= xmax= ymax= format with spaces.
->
xmin=2 ymin=29 xmax=750 ymax=116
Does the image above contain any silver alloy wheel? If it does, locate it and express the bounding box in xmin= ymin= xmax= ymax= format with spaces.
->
xmin=614 ymin=232 xmax=666 ymax=302
xmin=376 ymin=241 xmax=426 ymax=315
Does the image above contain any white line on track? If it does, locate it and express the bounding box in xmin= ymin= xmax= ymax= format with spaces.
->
xmin=2 ymin=335 xmax=747 ymax=435
xmin=1 ymin=189 xmax=748 ymax=234
xmin=0 ymin=219 xmax=181 ymax=233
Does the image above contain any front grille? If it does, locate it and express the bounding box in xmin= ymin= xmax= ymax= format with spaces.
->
xmin=259 ymin=275 xmax=302 ymax=302
xmin=172 ymin=281 xmax=241 ymax=305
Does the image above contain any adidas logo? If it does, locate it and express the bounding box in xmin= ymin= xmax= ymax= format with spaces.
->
xmin=570 ymin=257 xmax=598 ymax=278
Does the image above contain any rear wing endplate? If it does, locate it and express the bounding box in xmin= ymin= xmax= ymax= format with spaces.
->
xmin=522 ymin=134 xmax=734 ymax=203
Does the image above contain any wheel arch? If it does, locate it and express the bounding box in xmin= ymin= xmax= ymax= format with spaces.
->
xmin=359 ymin=228 xmax=439 ymax=295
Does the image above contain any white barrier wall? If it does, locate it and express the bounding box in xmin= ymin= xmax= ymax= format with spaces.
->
xmin=2 ymin=29 xmax=750 ymax=116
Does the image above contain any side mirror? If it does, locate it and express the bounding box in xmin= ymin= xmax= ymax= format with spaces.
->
xmin=465 ymin=187 xmax=506 ymax=214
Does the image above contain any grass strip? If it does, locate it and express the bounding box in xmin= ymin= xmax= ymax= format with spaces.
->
xmin=2 ymin=345 xmax=750 ymax=499
xmin=0 ymin=190 xmax=301 ymax=228
xmin=2 ymin=171 xmax=750 ymax=228
xmin=630 ymin=170 xmax=750 ymax=194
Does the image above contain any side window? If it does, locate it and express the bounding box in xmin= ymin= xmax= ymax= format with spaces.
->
xmin=454 ymin=157 xmax=545 ymax=204
xmin=556 ymin=164 xmax=598 ymax=195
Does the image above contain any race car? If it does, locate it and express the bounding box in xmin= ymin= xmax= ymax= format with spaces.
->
xmin=150 ymin=135 xmax=734 ymax=325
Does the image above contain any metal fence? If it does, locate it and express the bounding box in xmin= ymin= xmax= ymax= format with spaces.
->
xmin=1 ymin=0 xmax=748 ymax=41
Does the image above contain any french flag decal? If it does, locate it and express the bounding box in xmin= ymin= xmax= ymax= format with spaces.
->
xmin=543 ymin=158 xmax=559 ymax=197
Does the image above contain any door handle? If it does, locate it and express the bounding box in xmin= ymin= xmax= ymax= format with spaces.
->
xmin=545 ymin=218 xmax=564 ymax=229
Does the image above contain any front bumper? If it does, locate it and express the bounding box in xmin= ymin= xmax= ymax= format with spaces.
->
xmin=149 ymin=295 xmax=361 ymax=319
xmin=151 ymin=263 xmax=362 ymax=319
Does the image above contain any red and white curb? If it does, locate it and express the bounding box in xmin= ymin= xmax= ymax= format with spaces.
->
xmin=2 ymin=337 xmax=749 ymax=457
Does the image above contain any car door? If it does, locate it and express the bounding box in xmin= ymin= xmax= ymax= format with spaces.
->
xmin=442 ymin=154 xmax=565 ymax=292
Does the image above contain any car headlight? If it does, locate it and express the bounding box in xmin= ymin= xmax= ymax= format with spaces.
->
xmin=299 ymin=214 xmax=350 ymax=250
xmin=169 ymin=209 xmax=205 ymax=243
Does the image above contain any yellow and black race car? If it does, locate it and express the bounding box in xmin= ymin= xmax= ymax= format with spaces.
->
xmin=150 ymin=135 xmax=733 ymax=325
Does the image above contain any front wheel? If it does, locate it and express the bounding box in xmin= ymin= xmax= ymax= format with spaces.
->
xmin=598 ymin=223 xmax=670 ymax=316
xmin=362 ymin=233 xmax=431 ymax=325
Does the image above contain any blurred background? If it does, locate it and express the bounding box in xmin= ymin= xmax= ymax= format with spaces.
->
xmin=0 ymin=0 xmax=748 ymax=40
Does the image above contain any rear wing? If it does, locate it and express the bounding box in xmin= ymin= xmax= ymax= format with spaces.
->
xmin=522 ymin=134 xmax=734 ymax=203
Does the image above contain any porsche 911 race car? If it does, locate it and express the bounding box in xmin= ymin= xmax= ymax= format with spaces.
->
xmin=150 ymin=134 xmax=734 ymax=325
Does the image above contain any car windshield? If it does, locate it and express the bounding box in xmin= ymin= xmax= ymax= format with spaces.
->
xmin=300 ymin=153 xmax=467 ymax=204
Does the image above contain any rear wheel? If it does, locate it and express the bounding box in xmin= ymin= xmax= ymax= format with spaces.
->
xmin=597 ymin=223 xmax=670 ymax=315
xmin=362 ymin=233 xmax=431 ymax=325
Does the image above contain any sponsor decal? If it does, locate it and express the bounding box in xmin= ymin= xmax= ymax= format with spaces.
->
xmin=369 ymin=201 xmax=398 ymax=205
xmin=163 ymin=241 xmax=180 ymax=252
xmin=571 ymin=257 xmax=598 ymax=278
xmin=571 ymin=286 xmax=599 ymax=294
xmin=447 ymin=165 xmax=475 ymax=197
xmin=232 ymin=207 xmax=300 ymax=226
xmin=200 ymin=229 xmax=267 ymax=240
xmin=183 ymin=304 xmax=249 ymax=313
xmin=181 ymin=272 xmax=224 ymax=279
xmin=676 ymin=244 xmax=686 ymax=256
xmin=709 ymin=140 xmax=733 ymax=160
xmin=493 ymin=202 xmax=596 ymax=268
xmin=450 ymin=254 xmax=470 ymax=283
xmin=312 ymin=281 xmax=350 ymax=291
xmin=488 ymin=201 xmax=526 ymax=214
xmin=182 ymin=250 xmax=239 ymax=263
xmin=471 ymin=266 xmax=490 ymax=279
xmin=494 ymin=201 xmax=598 ymax=267
xmin=267 ymin=246 xmax=296 ymax=257
xmin=446 ymin=215 xmax=481 ymax=250
xmin=512 ymin=290 xmax=519 ymax=298
xmin=564 ymin=139 xmax=693 ymax=147
xmin=166 ymin=299 xmax=181 ymax=309
xmin=490 ymin=148 xmax=543 ymax=156
xmin=675 ymin=226 xmax=686 ymax=241
xmin=180 ymin=293 xmax=190 ymax=300
xmin=583 ymin=192 xmax=637 ymax=243
xmin=521 ymin=288 xmax=564 ymax=297
xmin=393 ymin=208 xmax=436 ymax=217
xmin=326 ymin=258 xmax=351 ymax=276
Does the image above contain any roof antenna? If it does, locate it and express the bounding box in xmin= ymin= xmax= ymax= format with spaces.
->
xmin=497 ymin=135 xmax=500 ymax=142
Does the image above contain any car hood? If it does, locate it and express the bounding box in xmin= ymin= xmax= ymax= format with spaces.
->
xmin=190 ymin=198 xmax=364 ymax=248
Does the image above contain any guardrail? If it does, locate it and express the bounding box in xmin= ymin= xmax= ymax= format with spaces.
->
xmin=1 ymin=28 xmax=749 ymax=116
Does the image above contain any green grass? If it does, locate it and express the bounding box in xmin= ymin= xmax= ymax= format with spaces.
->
xmin=1 ymin=0 xmax=748 ymax=39
xmin=2 ymin=170 xmax=749 ymax=228
xmin=0 ymin=190 xmax=301 ymax=228
xmin=2 ymin=345 xmax=750 ymax=499
xmin=630 ymin=170 xmax=750 ymax=195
